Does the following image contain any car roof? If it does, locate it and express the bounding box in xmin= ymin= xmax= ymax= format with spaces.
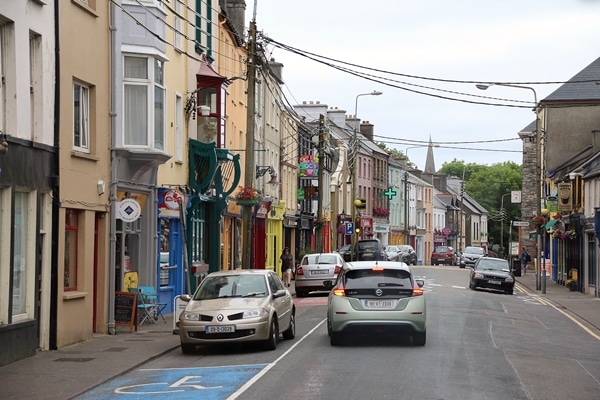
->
xmin=204 ymin=269 xmax=270 ymax=277
xmin=342 ymin=260 xmax=411 ymax=272
xmin=302 ymin=252 xmax=341 ymax=257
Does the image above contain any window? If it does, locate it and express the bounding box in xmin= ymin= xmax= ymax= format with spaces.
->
xmin=13 ymin=191 xmax=35 ymax=321
xmin=64 ymin=209 xmax=79 ymax=291
xmin=73 ymin=82 xmax=90 ymax=152
xmin=175 ymin=93 xmax=183 ymax=161
xmin=123 ymin=56 xmax=165 ymax=150
xmin=0 ymin=25 xmax=4 ymax=131
xmin=174 ymin=0 xmax=183 ymax=50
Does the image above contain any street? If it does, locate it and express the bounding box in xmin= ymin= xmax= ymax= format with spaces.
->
xmin=75 ymin=266 xmax=600 ymax=400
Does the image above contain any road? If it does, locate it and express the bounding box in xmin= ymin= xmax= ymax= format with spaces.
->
xmin=75 ymin=266 xmax=600 ymax=400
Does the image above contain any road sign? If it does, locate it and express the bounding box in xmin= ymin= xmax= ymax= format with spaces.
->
xmin=512 ymin=221 xmax=529 ymax=227
xmin=345 ymin=222 xmax=354 ymax=235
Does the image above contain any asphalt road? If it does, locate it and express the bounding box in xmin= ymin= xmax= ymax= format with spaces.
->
xmin=75 ymin=266 xmax=600 ymax=400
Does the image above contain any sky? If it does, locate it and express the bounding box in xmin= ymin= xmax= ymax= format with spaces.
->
xmin=245 ymin=0 xmax=600 ymax=171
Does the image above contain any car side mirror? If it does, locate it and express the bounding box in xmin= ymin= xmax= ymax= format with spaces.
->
xmin=415 ymin=279 xmax=425 ymax=288
xmin=180 ymin=294 xmax=192 ymax=302
xmin=323 ymin=280 xmax=334 ymax=290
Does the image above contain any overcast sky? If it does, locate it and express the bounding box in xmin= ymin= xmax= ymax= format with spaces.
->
xmin=245 ymin=0 xmax=600 ymax=171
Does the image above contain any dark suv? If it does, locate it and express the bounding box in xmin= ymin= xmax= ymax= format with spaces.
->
xmin=343 ymin=239 xmax=387 ymax=262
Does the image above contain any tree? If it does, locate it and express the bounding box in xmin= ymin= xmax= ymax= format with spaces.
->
xmin=440 ymin=159 xmax=522 ymax=257
xmin=377 ymin=142 xmax=415 ymax=167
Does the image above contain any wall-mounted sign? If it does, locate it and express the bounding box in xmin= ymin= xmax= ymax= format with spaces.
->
xmin=117 ymin=198 xmax=142 ymax=222
xmin=299 ymin=154 xmax=319 ymax=179
xmin=557 ymin=182 xmax=572 ymax=211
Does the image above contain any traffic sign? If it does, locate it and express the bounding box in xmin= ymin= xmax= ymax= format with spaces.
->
xmin=345 ymin=222 xmax=354 ymax=235
xmin=512 ymin=221 xmax=529 ymax=227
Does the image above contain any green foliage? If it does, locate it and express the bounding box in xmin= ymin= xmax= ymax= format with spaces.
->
xmin=377 ymin=142 xmax=415 ymax=167
xmin=441 ymin=159 xmax=523 ymax=257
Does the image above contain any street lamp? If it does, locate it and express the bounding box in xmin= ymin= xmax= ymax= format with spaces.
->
xmin=476 ymin=83 xmax=541 ymax=290
xmin=351 ymin=90 xmax=382 ymax=260
xmin=500 ymin=192 xmax=511 ymax=256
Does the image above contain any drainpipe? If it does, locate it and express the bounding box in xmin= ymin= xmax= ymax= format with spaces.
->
xmin=107 ymin=2 xmax=117 ymax=335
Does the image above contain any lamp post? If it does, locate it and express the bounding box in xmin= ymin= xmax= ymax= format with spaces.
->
xmin=351 ymin=90 xmax=382 ymax=260
xmin=476 ymin=83 xmax=540 ymax=289
xmin=500 ymin=192 xmax=511 ymax=256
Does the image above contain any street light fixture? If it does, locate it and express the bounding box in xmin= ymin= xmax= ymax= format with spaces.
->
xmin=351 ymin=90 xmax=382 ymax=260
xmin=476 ymin=82 xmax=542 ymax=291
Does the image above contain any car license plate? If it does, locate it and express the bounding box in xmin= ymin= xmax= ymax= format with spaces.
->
xmin=364 ymin=300 xmax=395 ymax=309
xmin=205 ymin=325 xmax=235 ymax=334
xmin=311 ymin=269 xmax=329 ymax=275
xmin=488 ymin=280 xmax=501 ymax=285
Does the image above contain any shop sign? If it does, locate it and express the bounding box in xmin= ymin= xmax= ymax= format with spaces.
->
xmin=117 ymin=198 xmax=142 ymax=222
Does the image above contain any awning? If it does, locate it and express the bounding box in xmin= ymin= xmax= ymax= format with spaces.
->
xmin=545 ymin=219 xmax=559 ymax=230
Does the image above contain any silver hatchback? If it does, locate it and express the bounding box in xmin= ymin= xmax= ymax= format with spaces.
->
xmin=326 ymin=261 xmax=426 ymax=346
xmin=295 ymin=253 xmax=344 ymax=297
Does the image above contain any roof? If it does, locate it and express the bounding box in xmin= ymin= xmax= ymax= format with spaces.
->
xmin=342 ymin=260 xmax=411 ymax=272
xmin=543 ymin=56 xmax=600 ymax=102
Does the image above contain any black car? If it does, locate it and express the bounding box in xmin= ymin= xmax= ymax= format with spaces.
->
xmin=336 ymin=244 xmax=351 ymax=261
xmin=398 ymin=245 xmax=417 ymax=265
xmin=343 ymin=239 xmax=387 ymax=262
xmin=469 ymin=257 xmax=515 ymax=295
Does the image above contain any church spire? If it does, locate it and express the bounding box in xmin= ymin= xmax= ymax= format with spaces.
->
xmin=424 ymin=135 xmax=436 ymax=173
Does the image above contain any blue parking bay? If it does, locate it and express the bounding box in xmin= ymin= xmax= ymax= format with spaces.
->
xmin=75 ymin=364 xmax=268 ymax=400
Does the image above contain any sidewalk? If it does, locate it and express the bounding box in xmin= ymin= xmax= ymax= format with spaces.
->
xmin=516 ymin=269 xmax=600 ymax=333
xmin=1 ymin=278 xmax=599 ymax=400
xmin=0 ymin=315 xmax=180 ymax=400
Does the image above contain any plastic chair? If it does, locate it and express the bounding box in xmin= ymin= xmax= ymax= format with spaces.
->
xmin=129 ymin=287 xmax=159 ymax=326
xmin=137 ymin=285 xmax=167 ymax=324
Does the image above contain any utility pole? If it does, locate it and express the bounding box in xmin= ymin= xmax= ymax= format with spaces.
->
xmin=403 ymin=171 xmax=409 ymax=244
xmin=241 ymin=18 xmax=257 ymax=269
xmin=316 ymin=114 xmax=325 ymax=252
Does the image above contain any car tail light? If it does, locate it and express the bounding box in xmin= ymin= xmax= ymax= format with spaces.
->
xmin=412 ymin=284 xmax=424 ymax=296
xmin=296 ymin=266 xmax=304 ymax=276
xmin=332 ymin=283 xmax=346 ymax=296
xmin=371 ymin=267 xmax=384 ymax=272
xmin=334 ymin=265 xmax=341 ymax=274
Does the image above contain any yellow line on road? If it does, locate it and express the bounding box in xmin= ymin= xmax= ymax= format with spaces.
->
xmin=518 ymin=284 xmax=600 ymax=341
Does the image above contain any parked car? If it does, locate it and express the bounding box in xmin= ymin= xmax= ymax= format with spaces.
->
xmin=431 ymin=245 xmax=454 ymax=266
xmin=469 ymin=257 xmax=515 ymax=295
xmin=295 ymin=252 xmax=345 ymax=297
xmin=325 ymin=261 xmax=426 ymax=346
xmin=398 ymin=244 xmax=418 ymax=265
xmin=384 ymin=245 xmax=402 ymax=261
xmin=335 ymin=244 xmax=351 ymax=261
xmin=343 ymin=238 xmax=387 ymax=262
xmin=460 ymin=246 xmax=487 ymax=268
xmin=178 ymin=269 xmax=295 ymax=354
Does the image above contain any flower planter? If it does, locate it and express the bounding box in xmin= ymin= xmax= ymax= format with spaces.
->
xmin=237 ymin=199 xmax=259 ymax=205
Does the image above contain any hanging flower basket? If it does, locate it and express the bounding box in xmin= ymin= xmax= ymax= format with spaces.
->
xmin=235 ymin=186 xmax=259 ymax=205
xmin=373 ymin=206 xmax=390 ymax=217
xmin=237 ymin=198 xmax=259 ymax=205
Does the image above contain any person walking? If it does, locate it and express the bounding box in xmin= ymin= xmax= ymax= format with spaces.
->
xmin=280 ymin=247 xmax=294 ymax=287
xmin=520 ymin=247 xmax=530 ymax=275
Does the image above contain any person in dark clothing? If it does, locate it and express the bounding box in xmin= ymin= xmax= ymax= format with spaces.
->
xmin=520 ymin=247 xmax=530 ymax=275
xmin=280 ymin=247 xmax=294 ymax=287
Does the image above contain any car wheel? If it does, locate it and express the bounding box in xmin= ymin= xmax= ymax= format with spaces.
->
xmin=413 ymin=332 xmax=426 ymax=346
xmin=469 ymin=281 xmax=475 ymax=290
xmin=295 ymin=289 xmax=306 ymax=298
xmin=180 ymin=343 xmax=196 ymax=354
xmin=505 ymin=288 xmax=514 ymax=295
xmin=330 ymin=332 xmax=342 ymax=346
xmin=263 ymin=318 xmax=279 ymax=350
xmin=282 ymin=311 xmax=296 ymax=340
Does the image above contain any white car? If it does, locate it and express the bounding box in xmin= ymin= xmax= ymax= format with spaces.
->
xmin=295 ymin=253 xmax=344 ymax=297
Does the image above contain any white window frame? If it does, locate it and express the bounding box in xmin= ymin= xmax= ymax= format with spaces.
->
xmin=174 ymin=0 xmax=183 ymax=51
xmin=123 ymin=55 xmax=165 ymax=151
xmin=12 ymin=190 xmax=37 ymax=323
xmin=73 ymin=82 xmax=90 ymax=153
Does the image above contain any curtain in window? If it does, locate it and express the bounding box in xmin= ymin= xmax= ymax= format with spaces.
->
xmin=125 ymin=84 xmax=148 ymax=146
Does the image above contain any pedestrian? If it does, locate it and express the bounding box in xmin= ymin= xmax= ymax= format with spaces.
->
xmin=280 ymin=247 xmax=294 ymax=287
xmin=520 ymin=247 xmax=530 ymax=275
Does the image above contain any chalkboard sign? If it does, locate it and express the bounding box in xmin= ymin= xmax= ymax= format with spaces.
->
xmin=115 ymin=291 xmax=137 ymax=332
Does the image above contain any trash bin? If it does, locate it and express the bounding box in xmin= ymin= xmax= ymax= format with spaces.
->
xmin=512 ymin=258 xmax=521 ymax=277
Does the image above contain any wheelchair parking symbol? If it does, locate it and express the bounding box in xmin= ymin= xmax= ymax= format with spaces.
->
xmin=75 ymin=364 xmax=267 ymax=400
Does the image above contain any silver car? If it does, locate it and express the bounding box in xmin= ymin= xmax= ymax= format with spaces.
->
xmin=460 ymin=246 xmax=486 ymax=268
xmin=326 ymin=261 xmax=426 ymax=346
xmin=295 ymin=253 xmax=344 ymax=297
xmin=178 ymin=269 xmax=295 ymax=354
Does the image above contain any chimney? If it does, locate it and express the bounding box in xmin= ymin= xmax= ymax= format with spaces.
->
xmin=268 ymin=58 xmax=284 ymax=84
xmin=360 ymin=121 xmax=374 ymax=142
